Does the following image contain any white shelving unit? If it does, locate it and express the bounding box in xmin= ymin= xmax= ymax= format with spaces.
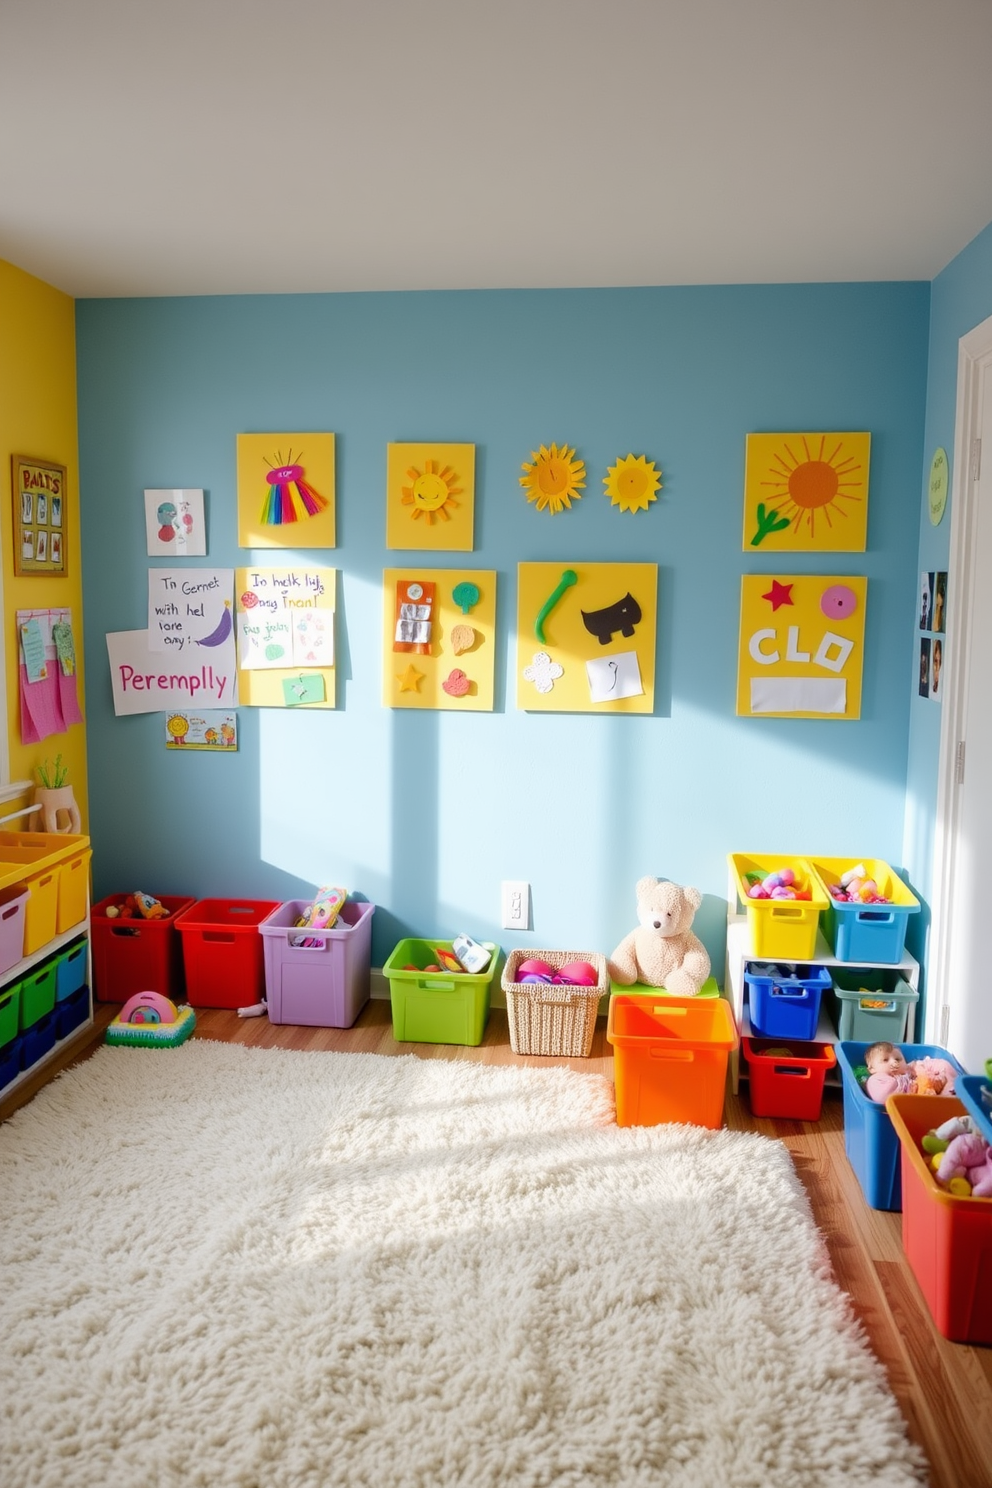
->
xmin=0 ymin=897 xmax=93 ymax=1104
xmin=725 ymin=904 xmax=920 ymax=1095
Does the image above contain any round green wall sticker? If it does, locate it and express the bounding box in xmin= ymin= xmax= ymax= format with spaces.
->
xmin=929 ymin=447 xmax=949 ymax=526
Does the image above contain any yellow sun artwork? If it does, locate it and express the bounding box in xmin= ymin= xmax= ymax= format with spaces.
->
xmin=604 ymin=454 xmax=662 ymax=514
xmin=743 ymin=432 xmax=870 ymax=552
xmin=387 ymin=443 xmax=475 ymax=551
xmin=520 ymin=443 xmax=585 ymax=515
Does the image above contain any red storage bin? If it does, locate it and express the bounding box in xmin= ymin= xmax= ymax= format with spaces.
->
xmin=175 ymin=898 xmax=279 ymax=1009
xmin=741 ymin=1036 xmax=836 ymax=1120
xmin=887 ymin=1094 xmax=992 ymax=1344
xmin=92 ymin=895 xmax=194 ymax=1003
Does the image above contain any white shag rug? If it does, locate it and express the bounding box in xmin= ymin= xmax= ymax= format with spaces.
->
xmin=0 ymin=1044 xmax=926 ymax=1488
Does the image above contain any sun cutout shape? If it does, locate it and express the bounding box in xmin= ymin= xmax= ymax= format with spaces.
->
xmin=761 ymin=436 xmax=864 ymax=539
xmin=604 ymin=454 xmax=661 ymax=514
xmin=401 ymin=460 xmax=462 ymax=525
xmin=519 ymin=443 xmax=585 ymax=514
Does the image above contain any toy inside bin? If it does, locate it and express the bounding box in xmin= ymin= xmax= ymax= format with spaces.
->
xmin=808 ymin=857 xmax=919 ymax=964
xmin=886 ymin=1094 xmax=992 ymax=1344
xmin=383 ymin=938 xmax=500 ymax=1046
xmin=728 ymin=853 xmax=827 ymax=961
xmin=835 ymin=1041 xmax=965 ymax=1210
xmin=829 ymin=967 xmax=918 ymax=1043
xmin=259 ymin=899 xmax=374 ymax=1028
xmin=744 ymin=961 xmax=830 ymax=1042
xmin=175 ymin=898 xmax=279 ymax=1009
xmin=741 ymin=1036 xmax=836 ymax=1120
xmin=502 ymin=948 xmax=608 ymax=1057
xmin=92 ymin=894 xmax=194 ymax=1003
xmin=607 ymin=994 xmax=738 ymax=1129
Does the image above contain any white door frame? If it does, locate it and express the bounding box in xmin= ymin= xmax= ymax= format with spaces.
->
xmin=926 ymin=309 xmax=992 ymax=1042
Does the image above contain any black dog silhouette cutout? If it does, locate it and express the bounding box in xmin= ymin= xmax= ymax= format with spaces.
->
xmin=581 ymin=593 xmax=642 ymax=645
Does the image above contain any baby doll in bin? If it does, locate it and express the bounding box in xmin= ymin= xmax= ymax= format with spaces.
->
xmin=864 ymin=1041 xmax=957 ymax=1103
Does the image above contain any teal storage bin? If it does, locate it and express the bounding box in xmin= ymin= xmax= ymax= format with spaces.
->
xmin=809 ymin=857 xmax=920 ymax=964
xmin=55 ymin=938 xmax=88 ymax=1001
xmin=384 ymin=938 xmax=500 ymax=1045
xmin=829 ymin=968 xmax=918 ymax=1043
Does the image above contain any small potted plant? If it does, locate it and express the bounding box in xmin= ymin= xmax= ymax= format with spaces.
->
xmin=33 ymin=754 xmax=81 ymax=834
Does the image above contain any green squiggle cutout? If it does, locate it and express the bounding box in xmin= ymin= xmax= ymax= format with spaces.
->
xmin=535 ymin=569 xmax=578 ymax=643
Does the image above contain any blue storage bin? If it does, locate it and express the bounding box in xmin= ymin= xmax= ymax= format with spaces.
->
xmin=744 ymin=961 xmax=831 ymax=1042
xmin=55 ymin=938 xmax=88 ymax=1001
xmin=809 ymin=857 xmax=920 ymax=964
xmin=956 ymin=1075 xmax=992 ymax=1146
xmin=55 ymin=985 xmax=89 ymax=1040
xmin=835 ymin=1040 xmax=966 ymax=1210
xmin=0 ymin=1035 xmax=22 ymax=1092
xmin=20 ymin=1010 xmax=56 ymax=1070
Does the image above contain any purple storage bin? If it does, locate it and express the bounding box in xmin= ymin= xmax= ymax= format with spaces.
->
xmin=259 ymin=899 xmax=374 ymax=1028
xmin=0 ymin=883 xmax=29 ymax=976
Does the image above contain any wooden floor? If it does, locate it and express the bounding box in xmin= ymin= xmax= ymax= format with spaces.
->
xmin=4 ymin=999 xmax=991 ymax=1488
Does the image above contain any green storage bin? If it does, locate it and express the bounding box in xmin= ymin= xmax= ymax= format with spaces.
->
xmin=0 ymin=980 xmax=20 ymax=1045
xmin=830 ymin=967 xmax=918 ymax=1043
xmin=384 ymin=938 xmax=500 ymax=1046
xmin=18 ymin=960 xmax=57 ymax=1031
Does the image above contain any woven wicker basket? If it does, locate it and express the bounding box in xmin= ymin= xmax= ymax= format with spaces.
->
xmin=501 ymin=948 xmax=609 ymax=1057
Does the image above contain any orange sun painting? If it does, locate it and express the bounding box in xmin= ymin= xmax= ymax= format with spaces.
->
xmin=604 ymin=454 xmax=662 ymax=514
xmin=520 ymin=443 xmax=585 ymax=515
xmin=743 ymin=432 xmax=870 ymax=553
xmin=401 ymin=459 xmax=462 ymax=525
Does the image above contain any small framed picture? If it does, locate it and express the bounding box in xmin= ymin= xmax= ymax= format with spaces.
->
xmin=12 ymin=454 xmax=67 ymax=576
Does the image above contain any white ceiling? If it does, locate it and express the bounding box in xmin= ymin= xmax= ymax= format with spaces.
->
xmin=3 ymin=0 xmax=992 ymax=299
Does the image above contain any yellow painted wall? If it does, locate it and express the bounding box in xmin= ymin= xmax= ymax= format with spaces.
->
xmin=0 ymin=259 xmax=87 ymax=825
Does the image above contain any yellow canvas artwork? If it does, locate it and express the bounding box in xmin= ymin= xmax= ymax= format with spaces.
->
xmin=235 ymin=567 xmax=336 ymax=708
xmin=743 ymin=432 xmax=870 ymax=552
xmin=386 ymin=443 xmax=475 ymax=551
xmin=516 ymin=562 xmax=657 ymax=714
xmin=383 ymin=568 xmax=496 ymax=710
xmin=736 ymin=574 xmax=867 ymax=719
xmin=237 ymin=433 xmax=336 ymax=550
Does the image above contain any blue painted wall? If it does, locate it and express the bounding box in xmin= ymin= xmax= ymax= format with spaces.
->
xmin=76 ymin=284 xmax=929 ymax=971
xmin=903 ymin=218 xmax=992 ymax=926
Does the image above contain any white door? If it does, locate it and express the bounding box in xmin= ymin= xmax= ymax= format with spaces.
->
xmin=929 ymin=313 xmax=992 ymax=1069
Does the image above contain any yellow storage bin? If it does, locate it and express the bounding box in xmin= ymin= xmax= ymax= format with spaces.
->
xmin=728 ymin=853 xmax=828 ymax=961
xmin=56 ymin=847 xmax=92 ymax=933
xmin=0 ymin=833 xmax=91 ymax=955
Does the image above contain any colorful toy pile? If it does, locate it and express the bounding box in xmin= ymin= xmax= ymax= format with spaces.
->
xmin=514 ymin=957 xmax=598 ymax=986
xmin=401 ymin=933 xmax=491 ymax=976
xmin=824 ymin=862 xmax=891 ymax=905
xmin=103 ymin=890 xmax=170 ymax=921
xmin=743 ymin=866 xmax=812 ymax=901
xmin=921 ymin=1114 xmax=992 ymax=1198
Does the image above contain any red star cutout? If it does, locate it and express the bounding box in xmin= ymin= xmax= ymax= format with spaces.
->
xmin=762 ymin=580 xmax=794 ymax=612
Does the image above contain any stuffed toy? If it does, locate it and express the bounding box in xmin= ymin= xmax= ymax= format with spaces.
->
xmin=935 ymin=1130 xmax=992 ymax=1198
xmin=608 ymin=877 xmax=711 ymax=995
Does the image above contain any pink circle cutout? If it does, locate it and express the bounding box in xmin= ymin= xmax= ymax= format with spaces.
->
xmin=821 ymin=584 xmax=857 ymax=620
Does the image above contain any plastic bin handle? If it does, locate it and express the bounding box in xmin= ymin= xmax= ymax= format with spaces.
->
xmin=773 ymin=1065 xmax=812 ymax=1079
xmin=0 ymin=903 xmax=17 ymax=923
xmin=649 ymin=1048 xmax=694 ymax=1062
xmin=202 ymin=931 xmax=236 ymax=944
xmin=855 ymin=910 xmax=895 ymax=926
xmin=110 ymin=925 xmax=140 ymax=939
xmin=769 ymin=904 xmax=802 ymax=920
xmin=652 ymin=1006 xmax=687 ymax=1016
xmin=417 ymin=979 xmax=456 ymax=992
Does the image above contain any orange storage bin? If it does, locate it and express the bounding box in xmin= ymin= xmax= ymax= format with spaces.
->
xmin=607 ymin=994 xmax=738 ymax=1129
xmin=886 ymin=1094 xmax=992 ymax=1344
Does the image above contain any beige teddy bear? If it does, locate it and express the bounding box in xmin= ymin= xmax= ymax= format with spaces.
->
xmin=608 ymin=876 xmax=711 ymax=995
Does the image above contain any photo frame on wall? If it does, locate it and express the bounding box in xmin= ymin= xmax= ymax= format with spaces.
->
xmin=12 ymin=454 xmax=67 ymax=577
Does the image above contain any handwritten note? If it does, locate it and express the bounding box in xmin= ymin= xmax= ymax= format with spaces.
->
xmin=147 ymin=568 xmax=233 ymax=653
